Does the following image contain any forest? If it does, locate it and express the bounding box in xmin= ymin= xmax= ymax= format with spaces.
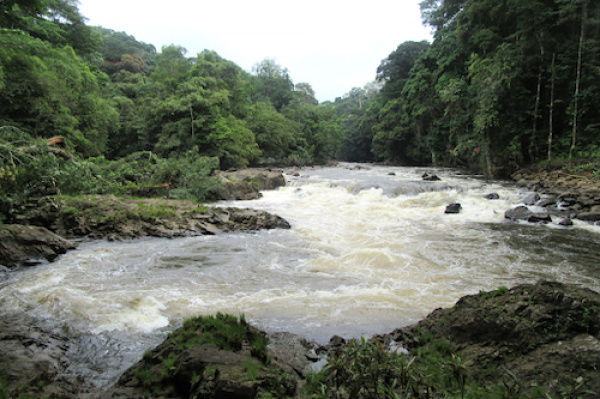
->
xmin=1 ymin=0 xmax=599 ymax=221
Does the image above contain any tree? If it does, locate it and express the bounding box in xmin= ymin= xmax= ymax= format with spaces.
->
xmin=251 ymin=58 xmax=294 ymax=110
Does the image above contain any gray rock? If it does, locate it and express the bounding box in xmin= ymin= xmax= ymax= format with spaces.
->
xmin=213 ymin=169 xmax=286 ymax=201
xmin=577 ymin=212 xmax=600 ymax=221
xmin=538 ymin=197 xmax=557 ymax=207
xmin=484 ymin=193 xmax=500 ymax=200
xmin=558 ymin=218 xmax=574 ymax=226
xmin=422 ymin=173 xmax=441 ymax=181
xmin=505 ymin=206 xmax=533 ymax=220
xmin=0 ymin=224 xmax=76 ymax=268
xmin=445 ymin=203 xmax=462 ymax=214
xmin=523 ymin=193 xmax=540 ymax=205
xmin=505 ymin=206 xmax=550 ymax=223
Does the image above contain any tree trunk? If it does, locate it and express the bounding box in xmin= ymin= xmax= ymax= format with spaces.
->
xmin=529 ymin=34 xmax=545 ymax=162
xmin=548 ymin=52 xmax=556 ymax=164
xmin=190 ymin=106 xmax=195 ymax=141
xmin=570 ymin=0 xmax=587 ymax=158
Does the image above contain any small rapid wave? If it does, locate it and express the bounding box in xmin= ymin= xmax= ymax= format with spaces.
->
xmin=1 ymin=163 xmax=600 ymax=385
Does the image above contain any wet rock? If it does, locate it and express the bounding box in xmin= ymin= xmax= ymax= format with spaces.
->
xmin=422 ymin=173 xmax=441 ymax=181
xmin=0 ymin=224 xmax=76 ymax=268
xmin=213 ymin=169 xmax=286 ymax=200
xmin=558 ymin=218 xmax=574 ymax=226
xmin=108 ymin=315 xmax=298 ymax=399
xmin=538 ymin=197 xmax=557 ymax=207
xmin=505 ymin=206 xmax=534 ymax=220
xmin=444 ymin=203 xmax=462 ymax=214
xmin=390 ymin=281 xmax=600 ymax=398
xmin=504 ymin=206 xmax=551 ymax=223
xmin=523 ymin=193 xmax=540 ymax=205
xmin=0 ymin=313 xmax=95 ymax=398
xmin=16 ymin=196 xmax=291 ymax=241
xmin=268 ymin=332 xmax=320 ymax=377
xmin=577 ymin=212 xmax=600 ymax=221
xmin=484 ymin=193 xmax=500 ymax=200
xmin=528 ymin=212 xmax=552 ymax=223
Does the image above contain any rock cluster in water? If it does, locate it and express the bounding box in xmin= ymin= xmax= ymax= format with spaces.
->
xmin=511 ymin=167 xmax=600 ymax=223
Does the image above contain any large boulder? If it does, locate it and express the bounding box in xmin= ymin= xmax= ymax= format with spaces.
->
xmin=0 ymin=224 xmax=75 ymax=267
xmin=213 ymin=169 xmax=286 ymax=200
xmin=0 ymin=313 xmax=95 ymax=398
xmin=387 ymin=281 xmax=600 ymax=398
xmin=106 ymin=314 xmax=298 ymax=399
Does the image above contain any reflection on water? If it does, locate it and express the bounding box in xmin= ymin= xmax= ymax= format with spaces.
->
xmin=1 ymin=163 xmax=599 ymax=385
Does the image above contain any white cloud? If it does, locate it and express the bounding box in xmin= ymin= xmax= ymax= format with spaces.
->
xmin=78 ymin=0 xmax=432 ymax=101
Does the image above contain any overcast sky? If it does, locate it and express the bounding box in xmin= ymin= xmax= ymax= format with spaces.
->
xmin=77 ymin=0 xmax=433 ymax=102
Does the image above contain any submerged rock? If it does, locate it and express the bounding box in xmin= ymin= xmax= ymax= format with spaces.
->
xmin=484 ymin=193 xmax=500 ymax=200
xmin=422 ymin=173 xmax=441 ymax=181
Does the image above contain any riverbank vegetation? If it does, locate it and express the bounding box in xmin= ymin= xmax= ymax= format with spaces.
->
xmin=2 ymin=0 xmax=599 ymax=221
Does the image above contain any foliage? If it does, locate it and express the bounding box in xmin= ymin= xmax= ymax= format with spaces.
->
xmin=332 ymin=0 xmax=600 ymax=175
xmin=305 ymin=335 xmax=561 ymax=399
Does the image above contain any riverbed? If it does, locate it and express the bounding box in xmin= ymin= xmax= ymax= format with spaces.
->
xmin=1 ymin=163 xmax=599 ymax=386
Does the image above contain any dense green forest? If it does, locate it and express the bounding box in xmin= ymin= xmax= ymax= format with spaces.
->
xmin=336 ymin=0 xmax=600 ymax=176
xmin=1 ymin=0 xmax=599 ymax=221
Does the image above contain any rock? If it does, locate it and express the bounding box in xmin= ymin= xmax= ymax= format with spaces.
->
xmin=577 ymin=212 xmax=600 ymax=221
xmin=444 ymin=203 xmax=462 ymax=214
xmin=108 ymin=314 xmax=298 ymax=399
xmin=523 ymin=193 xmax=540 ymax=205
xmin=267 ymin=332 xmax=320 ymax=377
xmin=388 ymin=172 xmax=396 ymax=176
xmin=389 ymin=281 xmax=600 ymax=398
xmin=214 ymin=169 xmax=286 ymax=201
xmin=0 ymin=313 xmax=95 ymax=398
xmin=538 ymin=197 xmax=557 ymax=207
xmin=504 ymin=206 xmax=550 ymax=223
xmin=16 ymin=196 xmax=291 ymax=241
xmin=528 ymin=212 xmax=552 ymax=223
xmin=0 ymin=224 xmax=76 ymax=268
xmin=422 ymin=173 xmax=441 ymax=181
xmin=484 ymin=193 xmax=500 ymax=200
xmin=505 ymin=206 xmax=533 ymax=220
xmin=558 ymin=218 xmax=574 ymax=226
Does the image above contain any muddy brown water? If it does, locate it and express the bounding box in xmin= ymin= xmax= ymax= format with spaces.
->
xmin=1 ymin=163 xmax=599 ymax=386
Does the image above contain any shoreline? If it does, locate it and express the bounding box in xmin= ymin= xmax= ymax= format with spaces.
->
xmin=1 ymin=166 xmax=600 ymax=397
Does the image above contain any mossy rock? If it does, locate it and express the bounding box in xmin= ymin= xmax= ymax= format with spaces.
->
xmin=113 ymin=314 xmax=297 ymax=399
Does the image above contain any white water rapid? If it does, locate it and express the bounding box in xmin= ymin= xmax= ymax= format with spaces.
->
xmin=1 ymin=164 xmax=600 ymax=385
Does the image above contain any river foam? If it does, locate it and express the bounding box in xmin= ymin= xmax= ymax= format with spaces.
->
xmin=1 ymin=164 xmax=600 ymax=384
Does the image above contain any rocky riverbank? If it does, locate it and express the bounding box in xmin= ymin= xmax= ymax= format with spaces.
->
xmin=2 ymin=281 xmax=598 ymax=398
xmin=0 ymin=195 xmax=290 ymax=269
xmin=511 ymin=166 xmax=600 ymax=223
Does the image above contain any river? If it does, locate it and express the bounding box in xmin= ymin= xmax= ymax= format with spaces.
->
xmin=1 ymin=163 xmax=600 ymax=386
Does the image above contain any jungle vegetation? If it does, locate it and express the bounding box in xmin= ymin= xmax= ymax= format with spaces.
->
xmin=1 ymin=0 xmax=599 ymax=220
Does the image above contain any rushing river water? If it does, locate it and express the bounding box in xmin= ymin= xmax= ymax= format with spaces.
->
xmin=1 ymin=163 xmax=600 ymax=386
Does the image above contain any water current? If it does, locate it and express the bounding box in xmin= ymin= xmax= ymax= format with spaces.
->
xmin=1 ymin=163 xmax=600 ymax=386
